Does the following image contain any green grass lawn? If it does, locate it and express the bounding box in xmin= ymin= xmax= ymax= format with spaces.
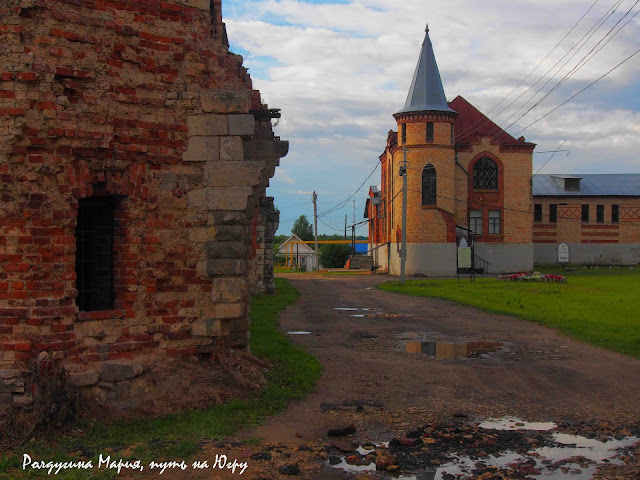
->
xmin=378 ymin=267 xmax=640 ymax=358
xmin=0 ymin=278 xmax=321 ymax=479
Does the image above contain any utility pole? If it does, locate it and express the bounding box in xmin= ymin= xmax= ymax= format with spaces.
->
xmin=400 ymin=146 xmax=408 ymax=283
xmin=352 ymin=200 xmax=356 ymax=229
xmin=351 ymin=224 xmax=356 ymax=257
xmin=344 ymin=215 xmax=347 ymax=240
xmin=312 ymin=191 xmax=319 ymax=271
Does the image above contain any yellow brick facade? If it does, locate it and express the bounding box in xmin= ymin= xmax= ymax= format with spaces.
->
xmin=381 ymin=105 xmax=534 ymax=249
xmin=533 ymin=197 xmax=640 ymax=245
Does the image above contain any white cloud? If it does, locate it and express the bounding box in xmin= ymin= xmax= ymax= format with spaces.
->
xmin=271 ymin=168 xmax=296 ymax=184
xmin=224 ymin=0 xmax=640 ymax=234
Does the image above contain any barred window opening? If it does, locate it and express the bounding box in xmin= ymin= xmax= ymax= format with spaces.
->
xmin=473 ymin=157 xmax=498 ymax=190
xmin=75 ymin=197 xmax=115 ymax=311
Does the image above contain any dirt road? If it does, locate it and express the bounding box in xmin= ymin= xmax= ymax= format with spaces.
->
xmin=146 ymin=273 xmax=640 ymax=479
xmin=249 ymin=273 xmax=639 ymax=441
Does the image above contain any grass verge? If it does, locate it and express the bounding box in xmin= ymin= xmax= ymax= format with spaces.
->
xmin=0 ymin=278 xmax=321 ymax=479
xmin=378 ymin=269 xmax=640 ymax=358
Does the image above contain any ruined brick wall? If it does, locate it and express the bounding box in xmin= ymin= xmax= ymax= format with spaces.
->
xmin=249 ymin=197 xmax=279 ymax=295
xmin=0 ymin=0 xmax=288 ymax=401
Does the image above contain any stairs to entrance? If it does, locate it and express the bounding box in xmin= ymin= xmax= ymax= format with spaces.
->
xmin=348 ymin=255 xmax=372 ymax=270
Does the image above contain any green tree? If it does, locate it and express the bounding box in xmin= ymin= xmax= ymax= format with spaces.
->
xmin=319 ymin=244 xmax=351 ymax=268
xmin=291 ymin=215 xmax=314 ymax=241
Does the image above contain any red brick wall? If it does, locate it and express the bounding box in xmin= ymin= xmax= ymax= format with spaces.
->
xmin=0 ymin=0 xmax=287 ymax=375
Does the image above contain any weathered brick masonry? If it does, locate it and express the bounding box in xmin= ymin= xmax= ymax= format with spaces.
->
xmin=0 ymin=0 xmax=287 ymax=402
xmin=249 ymin=197 xmax=279 ymax=295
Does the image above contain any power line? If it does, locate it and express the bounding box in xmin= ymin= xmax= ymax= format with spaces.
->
xmin=317 ymin=216 xmax=344 ymax=232
xmin=275 ymin=199 xmax=312 ymax=209
xmin=454 ymin=0 xmax=606 ymax=141
xmin=401 ymin=186 xmax=640 ymax=227
xmin=533 ymin=141 xmax=566 ymax=177
xmin=493 ymin=0 xmax=639 ymax=137
xmin=318 ymin=163 xmax=380 ymax=218
xmin=514 ymin=46 xmax=640 ymax=136
xmin=485 ymin=0 xmax=625 ymax=135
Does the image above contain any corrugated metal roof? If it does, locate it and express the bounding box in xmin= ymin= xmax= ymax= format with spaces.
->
xmin=395 ymin=26 xmax=456 ymax=115
xmin=533 ymin=174 xmax=640 ymax=196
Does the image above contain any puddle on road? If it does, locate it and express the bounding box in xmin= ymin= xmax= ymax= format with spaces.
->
xmin=334 ymin=307 xmax=383 ymax=312
xmin=350 ymin=313 xmax=407 ymax=318
xmin=394 ymin=434 xmax=638 ymax=480
xmin=287 ymin=331 xmax=312 ymax=335
xmin=479 ymin=416 xmax=557 ymax=431
xmin=405 ymin=341 xmax=504 ymax=359
xmin=328 ymin=420 xmax=638 ymax=480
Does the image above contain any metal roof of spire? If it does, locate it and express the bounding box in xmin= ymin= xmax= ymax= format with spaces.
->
xmin=395 ymin=25 xmax=456 ymax=115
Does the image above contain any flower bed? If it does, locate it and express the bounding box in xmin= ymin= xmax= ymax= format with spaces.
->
xmin=498 ymin=273 xmax=567 ymax=283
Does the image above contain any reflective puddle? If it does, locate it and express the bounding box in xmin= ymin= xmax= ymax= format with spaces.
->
xmin=405 ymin=341 xmax=504 ymax=359
xmin=479 ymin=416 xmax=557 ymax=431
xmin=287 ymin=331 xmax=312 ymax=335
xmin=328 ymin=420 xmax=638 ymax=480
xmin=350 ymin=313 xmax=407 ymax=318
xmin=334 ymin=307 xmax=383 ymax=311
xmin=393 ymin=433 xmax=638 ymax=480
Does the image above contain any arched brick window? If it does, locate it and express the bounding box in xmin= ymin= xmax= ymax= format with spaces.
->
xmin=422 ymin=164 xmax=436 ymax=205
xmin=473 ymin=157 xmax=498 ymax=190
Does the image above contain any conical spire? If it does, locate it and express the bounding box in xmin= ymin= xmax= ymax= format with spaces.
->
xmin=396 ymin=25 xmax=455 ymax=115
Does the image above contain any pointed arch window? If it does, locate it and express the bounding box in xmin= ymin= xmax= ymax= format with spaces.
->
xmin=422 ymin=164 xmax=436 ymax=205
xmin=473 ymin=157 xmax=498 ymax=190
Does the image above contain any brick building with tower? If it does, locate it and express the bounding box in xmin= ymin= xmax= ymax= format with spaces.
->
xmin=366 ymin=27 xmax=640 ymax=275
xmin=0 ymin=0 xmax=287 ymax=404
xmin=366 ymin=26 xmax=536 ymax=276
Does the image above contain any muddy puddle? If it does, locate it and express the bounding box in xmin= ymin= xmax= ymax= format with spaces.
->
xmin=328 ymin=419 xmax=639 ymax=480
xmin=404 ymin=340 xmax=504 ymax=359
xmin=334 ymin=307 xmax=384 ymax=312
xmin=335 ymin=306 xmax=411 ymax=319
xmin=479 ymin=417 xmax=557 ymax=431
xmin=287 ymin=331 xmax=312 ymax=335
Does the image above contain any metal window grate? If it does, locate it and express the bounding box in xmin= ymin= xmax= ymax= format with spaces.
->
xmin=75 ymin=197 xmax=115 ymax=311
xmin=473 ymin=157 xmax=498 ymax=190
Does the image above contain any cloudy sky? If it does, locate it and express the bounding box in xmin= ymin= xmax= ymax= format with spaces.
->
xmin=224 ymin=0 xmax=640 ymax=236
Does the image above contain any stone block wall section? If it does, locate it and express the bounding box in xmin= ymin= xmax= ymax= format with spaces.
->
xmin=0 ymin=0 xmax=288 ymax=405
xmin=249 ymin=197 xmax=279 ymax=295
